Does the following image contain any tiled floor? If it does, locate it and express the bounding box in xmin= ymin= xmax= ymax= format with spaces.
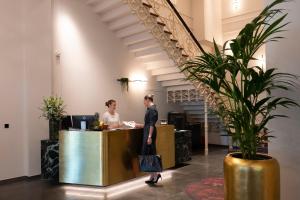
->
xmin=0 ymin=148 xmax=227 ymax=200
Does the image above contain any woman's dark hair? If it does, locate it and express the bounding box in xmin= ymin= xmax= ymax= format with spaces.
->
xmin=144 ymin=94 xmax=154 ymax=102
xmin=105 ymin=99 xmax=116 ymax=107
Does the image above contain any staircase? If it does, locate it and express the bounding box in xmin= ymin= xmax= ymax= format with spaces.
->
xmin=85 ymin=0 xmax=226 ymax=146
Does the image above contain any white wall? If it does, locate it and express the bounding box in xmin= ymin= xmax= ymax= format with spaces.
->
xmin=175 ymin=0 xmax=192 ymax=16
xmin=204 ymin=0 xmax=223 ymax=44
xmin=222 ymin=0 xmax=263 ymax=41
xmin=169 ymin=0 xmax=205 ymax=41
xmin=170 ymin=0 xmax=222 ymax=43
xmin=0 ymin=0 xmax=180 ymax=181
xmin=266 ymin=0 xmax=300 ymax=199
xmin=174 ymin=0 xmax=193 ymax=29
xmin=53 ymin=0 xmax=180 ymax=123
xmin=0 ymin=0 xmax=25 ymax=180
xmin=0 ymin=0 xmax=52 ymax=180
xmin=22 ymin=0 xmax=52 ymax=176
xmin=191 ymin=0 xmax=205 ymax=40
xmin=222 ymin=0 xmax=263 ymax=19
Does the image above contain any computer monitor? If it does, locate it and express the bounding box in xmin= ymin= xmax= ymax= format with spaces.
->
xmin=168 ymin=112 xmax=186 ymax=130
xmin=61 ymin=115 xmax=73 ymax=130
xmin=72 ymin=115 xmax=95 ymax=130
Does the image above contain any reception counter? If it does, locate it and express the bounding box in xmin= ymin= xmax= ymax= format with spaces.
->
xmin=59 ymin=125 xmax=175 ymax=186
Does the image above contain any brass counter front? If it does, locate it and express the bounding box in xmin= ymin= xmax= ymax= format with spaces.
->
xmin=59 ymin=125 xmax=175 ymax=186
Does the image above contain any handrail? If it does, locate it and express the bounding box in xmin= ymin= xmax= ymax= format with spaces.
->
xmin=164 ymin=0 xmax=205 ymax=53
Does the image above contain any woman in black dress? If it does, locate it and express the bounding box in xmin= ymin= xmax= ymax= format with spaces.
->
xmin=136 ymin=94 xmax=162 ymax=184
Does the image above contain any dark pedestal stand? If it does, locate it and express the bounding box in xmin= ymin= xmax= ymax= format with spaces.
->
xmin=41 ymin=140 xmax=59 ymax=181
xmin=175 ymin=130 xmax=192 ymax=165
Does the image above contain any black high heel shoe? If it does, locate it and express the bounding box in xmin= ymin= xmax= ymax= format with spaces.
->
xmin=145 ymin=177 xmax=154 ymax=184
xmin=152 ymin=174 xmax=162 ymax=184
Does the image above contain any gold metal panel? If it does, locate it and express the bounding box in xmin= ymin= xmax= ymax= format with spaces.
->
xmin=156 ymin=125 xmax=175 ymax=169
xmin=224 ymin=153 xmax=280 ymax=200
xmin=106 ymin=129 xmax=144 ymax=185
xmin=59 ymin=125 xmax=175 ymax=186
xmin=101 ymin=131 xmax=109 ymax=186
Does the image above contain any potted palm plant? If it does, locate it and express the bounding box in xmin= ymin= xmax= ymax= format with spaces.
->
xmin=181 ymin=0 xmax=299 ymax=199
xmin=40 ymin=96 xmax=66 ymax=140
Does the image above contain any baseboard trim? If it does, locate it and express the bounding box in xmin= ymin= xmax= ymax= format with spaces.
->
xmin=0 ymin=175 xmax=41 ymax=185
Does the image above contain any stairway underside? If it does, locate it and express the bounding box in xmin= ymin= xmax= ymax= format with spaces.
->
xmin=84 ymin=0 xmax=224 ymax=137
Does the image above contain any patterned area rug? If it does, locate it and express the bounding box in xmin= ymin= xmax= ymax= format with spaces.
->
xmin=185 ymin=178 xmax=224 ymax=200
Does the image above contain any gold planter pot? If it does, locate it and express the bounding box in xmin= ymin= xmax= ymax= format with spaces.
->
xmin=224 ymin=153 xmax=280 ymax=200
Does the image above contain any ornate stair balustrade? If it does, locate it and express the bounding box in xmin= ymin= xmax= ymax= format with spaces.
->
xmin=123 ymin=0 xmax=220 ymax=111
xmin=123 ymin=0 xmax=187 ymax=65
xmin=145 ymin=0 xmax=200 ymax=58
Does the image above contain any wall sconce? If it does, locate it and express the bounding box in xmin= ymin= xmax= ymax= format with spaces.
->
xmin=130 ymin=79 xmax=147 ymax=83
xmin=233 ymin=0 xmax=241 ymax=10
xmin=117 ymin=77 xmax=148 ymax=92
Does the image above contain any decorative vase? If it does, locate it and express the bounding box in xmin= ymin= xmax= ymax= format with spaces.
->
xmin=49 ymin=119 xmax=60 ymax=140
xmin=224 ymin=153 xmax=280 ymax=200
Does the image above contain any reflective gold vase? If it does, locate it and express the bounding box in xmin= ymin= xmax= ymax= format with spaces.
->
xmin=224 ymin=153 xmax=280 ymax=200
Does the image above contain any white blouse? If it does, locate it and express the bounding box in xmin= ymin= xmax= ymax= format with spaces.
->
xmin=102 ymin=111 xmax=120 ymax=126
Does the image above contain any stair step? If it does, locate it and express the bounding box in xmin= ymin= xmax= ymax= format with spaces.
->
xmin=123 ymin=31 xmax=153 ymax=45
xmin=142 ymin=2 xmax=152 ymax=8
xmin=157 ymin=73 xmax=185 ymax=82
xmin=137 ymin=52 xmax=167 ymax=59
xmin=101 ymin=5 xmax=131 ymax=22
xmin=145 ymin=60 xmax=175 ymax=70
xmin=134 ymin=47 xmax=164 ymax=58
xmin=166 ymin=85 xmax=195 ymax=91
xmin=127 ymin=39 xmax=160 ymax=52
xmin=108 ymin=15 xmax=139 ymax=31
xmin=164 ymin=30 xmax=172 ymax=35
xmin=116 ymin=23 xmax=146 ymax=38
xmin=138 ymin=53 xmax=170 ymax=63
xmin=150 ymin=12 xmax=159 ymax=17
xmin=151 ymin=66 xmax=179 ymax=75
xmin=157 ymin=21 xmax=166 ymax=26
xmin=94 ymin=0 xmax=122 ymax=14
xmin=161 ymin=79 xmax=191 ymax=87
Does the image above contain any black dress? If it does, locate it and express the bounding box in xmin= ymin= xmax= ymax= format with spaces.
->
xmin=141 ymin=105 xmax=158 ymax=155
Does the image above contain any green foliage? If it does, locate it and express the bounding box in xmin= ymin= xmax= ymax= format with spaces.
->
xmin=40 ymin=96 xmax=66 ymax=121
xmin=181 ymin=0 xmax=299 ymax=160
xmin=117 ymin=77 xmax=129 ymax=91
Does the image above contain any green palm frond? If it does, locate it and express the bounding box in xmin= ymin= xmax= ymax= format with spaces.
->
xmin=181 ymin=0 xmax=299 ymax=159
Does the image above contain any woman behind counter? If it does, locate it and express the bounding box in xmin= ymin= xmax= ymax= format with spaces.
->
xmin=136 ymin=94 xmax=162 ymax=185
xmin=102 ymin=99 xmax=121 ymax=129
